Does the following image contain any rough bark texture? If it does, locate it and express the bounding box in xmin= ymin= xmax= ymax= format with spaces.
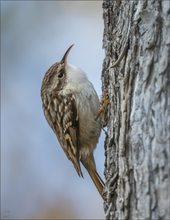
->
xmin=102 ymin=1 xmax=170 ymax=219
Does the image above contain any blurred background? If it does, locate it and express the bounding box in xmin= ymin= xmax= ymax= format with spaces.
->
xmin=1 ymin=1 xmax=105 ymax=219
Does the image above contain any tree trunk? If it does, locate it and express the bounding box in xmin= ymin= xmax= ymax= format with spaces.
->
xmin=102 ymin=1 xmax=170 ymax=219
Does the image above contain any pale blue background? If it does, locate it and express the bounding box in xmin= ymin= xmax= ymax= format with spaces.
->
xmin=1 ymin=1 xmax=105 ymax=219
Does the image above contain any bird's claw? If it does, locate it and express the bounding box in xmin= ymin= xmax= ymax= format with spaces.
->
xmin=95 ymin=91 xmax=110 ymax=126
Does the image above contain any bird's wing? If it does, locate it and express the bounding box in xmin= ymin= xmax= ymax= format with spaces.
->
xmin=50 ymin=93 xmax=83 ymax=177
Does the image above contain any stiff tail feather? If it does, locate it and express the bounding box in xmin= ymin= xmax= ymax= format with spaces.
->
xmin=82 ymin=160 xmax=105 ymax=200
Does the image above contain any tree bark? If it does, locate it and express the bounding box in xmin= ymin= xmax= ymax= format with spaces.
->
xmin=102 ymin=1 xmax=170 ymax=219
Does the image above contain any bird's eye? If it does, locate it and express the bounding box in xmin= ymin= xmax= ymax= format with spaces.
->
xmin=58 ymin=70 xmax=64 ymax=78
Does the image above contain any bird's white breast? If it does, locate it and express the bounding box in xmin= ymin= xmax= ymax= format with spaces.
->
xmin=63 ymin=63 xmax=101 ymax=158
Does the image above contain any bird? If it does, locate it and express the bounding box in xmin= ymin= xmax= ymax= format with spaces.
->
xmin=41 ymin=44 xmax=105 ymax=199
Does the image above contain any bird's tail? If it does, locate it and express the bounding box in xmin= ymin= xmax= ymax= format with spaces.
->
xmin=81 ymin=158 xmax=105 ymax=200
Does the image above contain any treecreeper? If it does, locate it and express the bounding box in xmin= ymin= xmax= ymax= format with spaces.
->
xmin=41 ymin=44 xmax=105 ymax=199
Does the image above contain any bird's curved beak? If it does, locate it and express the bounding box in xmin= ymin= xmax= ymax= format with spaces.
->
xmin=61 ymin=44 xmax=74 ymax=64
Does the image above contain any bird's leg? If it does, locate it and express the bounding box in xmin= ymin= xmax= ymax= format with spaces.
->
xmin=95 ymin=90 xmax=110 ymax=127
